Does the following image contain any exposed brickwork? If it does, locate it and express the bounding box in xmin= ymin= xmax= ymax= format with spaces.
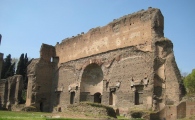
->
xmin=25 ymin=7 xmax=182 ymax=118
xmin=0 ymin=75 xmax=23 ymax=109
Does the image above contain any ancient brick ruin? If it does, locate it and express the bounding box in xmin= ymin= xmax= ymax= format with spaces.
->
xmin=25 ymin=7 xmax=181 ymax=113
xmin=0 ymin=75 xmax=23 ymax=109
xmin=1 ymin=7 xmax=193 ymax=119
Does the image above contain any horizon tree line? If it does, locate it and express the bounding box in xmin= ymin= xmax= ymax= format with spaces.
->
xmin=1 ymin=53 xmax=32 ymax=89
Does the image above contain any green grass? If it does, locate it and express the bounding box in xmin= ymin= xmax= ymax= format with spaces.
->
xmin=117 ymin=115 xmax=128 ymax=119
xmin=0 ymin=110 xmax=47 ymax=120
xmin=0 ymin=111 xmax=83 ymax=120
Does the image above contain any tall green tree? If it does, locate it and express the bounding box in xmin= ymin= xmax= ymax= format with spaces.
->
xmin=184 ymin=69 xmax=195 ymax=94
xmin=1 ymin=54 xmax=14 ymax=79
xmin=16 ymin=53 xmax=31 ymax=89
xmin=4 ymin=62 xmax=15 ymax=78
xmin=24 ymin=53 xmax=29 ymax=89
xmin=16 ymin=53 xmax=25 ymax=76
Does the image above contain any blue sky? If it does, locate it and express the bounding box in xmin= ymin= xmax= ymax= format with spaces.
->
xmin=0 ymin=0 xmax=194 ymax=73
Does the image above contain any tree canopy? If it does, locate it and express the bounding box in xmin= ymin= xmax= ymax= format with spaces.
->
xmin=184 ymin=69 xmax=195 ymax=94
xmin=16 ymin=53 xmax=30 ymax=89
xmin=1 ymin=54 xmax=15 ymax=79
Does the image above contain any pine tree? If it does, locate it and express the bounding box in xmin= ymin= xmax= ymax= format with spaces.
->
xmin=4 ymin=62 xmax=15 ymax=78
xmin=1 ymin=54 xmax=12 ymax=79
xmin=16 ymin=53 xmax=25 ymax=76
xmin=16 ymin=53 xmax=31 ymax=89
xmin=24 ymin=53 xmax=29 ymax=89
xmin=24 ymin=53 xmax=28 ymax=66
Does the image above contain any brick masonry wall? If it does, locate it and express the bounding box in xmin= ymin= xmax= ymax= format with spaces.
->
xmin=51 ymin=46 xmax=154 ymax=110
xmin=55 ymin=8 xmax=164 ymax=64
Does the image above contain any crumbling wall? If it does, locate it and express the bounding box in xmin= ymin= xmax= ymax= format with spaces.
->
xmin=0 ymin=75 xmax=23 ymax=110
xmin=0 ymin=79 xmax=8 ymax=109
xmin=153 ymin=38 xmax=181 ymax=111
xmin=55 ymin=8 xmax=164 ymax=64
xmin=51 ymin=46 xmax=154 ymax=111
xmin=49 ymin=8 xmax=181 ymax=113
xmin=150 ymin=101 xmax=194 ymax=120
xmin=186 ymin=101 xmax=195 ymax=118
xmin=40 ymin=44 xmax=56 ymax=62
xmin=27 ymin=8 xmax=181 ymax=116
xmin=7 ymin=75 xmax=23 ymax=106
xmin=26 ymin=44 xmax=55 ymax=112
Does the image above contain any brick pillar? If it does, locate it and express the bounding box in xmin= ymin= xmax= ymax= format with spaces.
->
xmin=14 ymin=75 xmax=23 ymax=105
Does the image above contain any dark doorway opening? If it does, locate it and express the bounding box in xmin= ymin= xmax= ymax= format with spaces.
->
xmin=135 ymin=90 xmax=139 ymax=105
xmin=94 ymin=92 xmax=101 ymax=103
xmin=134 ymin=85 xmax=144 ymax=105
xmin=40 ymin=102 xmax=43 ymax=112
xmin=109 ymin=92 xmax=113 ymax=105
xmin=70 ymin=92 xmax=75 ymax=104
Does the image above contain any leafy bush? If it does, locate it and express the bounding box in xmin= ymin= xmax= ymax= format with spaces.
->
xmin=184 ymin=69 xmax=195 ymax=94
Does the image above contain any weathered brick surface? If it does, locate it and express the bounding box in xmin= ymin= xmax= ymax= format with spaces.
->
xmin=0 ymin=75 xmax=23 ymax=109
xmin=25 ymin=7 xmax=181 ymax=117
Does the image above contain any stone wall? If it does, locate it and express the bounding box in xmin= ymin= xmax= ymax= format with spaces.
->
xmin=150 ymin=101 xmax=195 ymax=120
xmin=26 ymin=7 xmax=181 ymax=116
xmin=0 ymin=75 xmax=23 ymax=110
xmin=51 ymin=46 xmax=155 ymax=111
xmin=186 ymin=101 xmax=195 ymax=118
xmin=0 ymin=79 xmax=7 ymax=109
xmin=26 ymin=44 xmax=55 ymax=112
xmin=55 ymin=8 xmax=164 ymax=64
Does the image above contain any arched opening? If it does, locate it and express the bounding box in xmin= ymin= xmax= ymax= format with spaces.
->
xmin=70 ymin=91 xmax=75 ymax=104
xmin=40 ymin=102 xmax=43 ymax=112
xmin=80 ymin=63 xmax=103 ymax=102
xmin=94 ymin=92 xmax=101 ymax=103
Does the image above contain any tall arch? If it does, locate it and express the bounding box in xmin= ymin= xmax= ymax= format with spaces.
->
xmin=80 ymin=63 xmax=103 ymax=102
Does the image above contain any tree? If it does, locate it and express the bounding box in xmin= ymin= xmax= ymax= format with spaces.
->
xmin=16 ymin=53 xmax=31 ymax=89
xmin=179 ymin=71 xmax=188 ymax=97
xmin=1 ymin=54 xmax=14 ymax=79
xmin=4 ymin=62 xmax=15 ymax=78
xmin=184 ymin=69 xmax=195 ymax=94
xmin=16 ymin=54 xmax=25 ymax=76
xmin=24 ymin=53 xmax=29 ymax=89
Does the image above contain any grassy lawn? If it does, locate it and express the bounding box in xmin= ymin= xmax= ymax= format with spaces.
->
xmin=0 ymin=111 xmax=82 ymax=120
xmin=0 ymin=110 xmax=146 ymax=120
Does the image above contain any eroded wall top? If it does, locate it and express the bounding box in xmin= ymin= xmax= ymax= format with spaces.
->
xmin=55 ymin=7 xmax=164 ymax=64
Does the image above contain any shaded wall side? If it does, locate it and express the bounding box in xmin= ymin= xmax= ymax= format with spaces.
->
xmin=7 ymin=76 xmax=17 ymax=104
xmin=33 ymin=59 xmax=54 ymax=112
xmin=153 ymin=39 xmax=181 ymax=111
xmin=14 ymin=75 xmax=23 ymax=105
xmin=186 ymin=101 xmax=195 ymax=118
xmin=177 ymin=101 xmax=186 ymax=119
xmin=26 ymin=44 xmax=55 ymax=111
xmin=164 ymin=51 xmax=181 ymax=104
xmin=0 ymin=80 xmax=7 ymax=109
